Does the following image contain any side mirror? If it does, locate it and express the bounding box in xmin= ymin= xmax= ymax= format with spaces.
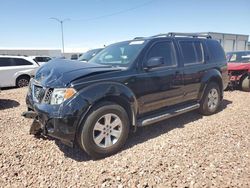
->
xmin=145 ymin=57 xmax=164 ymax=70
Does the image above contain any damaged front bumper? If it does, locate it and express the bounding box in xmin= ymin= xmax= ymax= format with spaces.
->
xmin=21 ymin=111 xmax=41 ymax=135
xmin=22 ymin=90 xmax=90 ymax=148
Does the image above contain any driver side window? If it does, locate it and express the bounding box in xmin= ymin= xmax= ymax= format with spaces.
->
xmin=147 ymin=41 xmax=177 ymax=67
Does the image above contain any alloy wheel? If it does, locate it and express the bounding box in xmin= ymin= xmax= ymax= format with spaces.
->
xmin=207 ymin=88 xmax=219 ymax=111
xmin=93 ymin=113 xmax=122 ymax=148
xmin=18 ymin=79 xmax=29 ymax=87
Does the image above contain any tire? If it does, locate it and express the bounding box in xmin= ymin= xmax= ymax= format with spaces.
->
xmin=16 ymin=76 xmax=30 ymax=88
xmin=78 ymin=102 xmax=129 ymax=158
xmin=241 ymin=76 xmax=250 ymax=92
xmin=199 ymin=82 xmax=221 ymax=115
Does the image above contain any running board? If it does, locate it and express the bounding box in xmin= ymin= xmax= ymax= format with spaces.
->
xmin=138 ymin=103 xmax=200 ymax=127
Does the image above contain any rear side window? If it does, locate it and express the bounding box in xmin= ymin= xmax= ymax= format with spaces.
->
xmin=35 ymin=57 xmax=44 ymax=62
xmin=179 ymin=41 xmax=204 ymax=65
xmin=35 ymin=57 xmax=51 ymax=62
xmin=0 ymin=58 xmax=11 ymax=67
xmin=13 ymin=58 xmax=33 ymax=66
xmin=206 ymin=40 xmax=226 ymax=62
xmin=147 ymin=41 xmax=177 ymax=67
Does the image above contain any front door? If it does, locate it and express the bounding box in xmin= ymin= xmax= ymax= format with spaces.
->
xmin=133 ymin=40 xmax=184 ymax=115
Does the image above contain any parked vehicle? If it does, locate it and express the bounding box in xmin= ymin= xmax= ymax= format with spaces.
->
xmin=227 ymin=51 xmax=250 ymax=91
xmin=22 ymin=33 xmax=228 ymax=158
xmin=78 ymin=48 xmax=103 ymax=62
xmin=71 ymin=54 xmax=82 ymax=60
xmin=31 ymin=56 xmax=52 ymax=66
xmin=0 ymin=55 xmax=39 ymax=88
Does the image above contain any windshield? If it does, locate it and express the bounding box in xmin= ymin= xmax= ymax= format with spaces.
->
xmin=88 ymin=40 xmax=146 ymax=67
xmin=78 ymin=48 xmax=103 ymax=62
xmin=227 ymin=51 xmax=250 ymax=63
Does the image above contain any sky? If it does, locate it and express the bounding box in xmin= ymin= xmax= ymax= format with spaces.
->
xmin=0 ymin=0 xmax=250 ymax=52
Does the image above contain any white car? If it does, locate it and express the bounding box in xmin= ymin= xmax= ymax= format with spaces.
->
xmin=30 ymin=56 xmax=52 ymax=66
xmin=0 ymin=55 xmax=39 ymax=88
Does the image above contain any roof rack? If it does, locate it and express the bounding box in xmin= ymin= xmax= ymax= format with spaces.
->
xmin=152 ymin=32 xmax=212 ymax=39
xmin=134 ymin=37 xmax=145 ymax=40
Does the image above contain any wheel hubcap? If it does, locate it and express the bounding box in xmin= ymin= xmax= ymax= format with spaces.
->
xmin=18 ymin=79 xmax=29 ymax=87
xmin=93 ymin=113 xmax=122 ymax=148
xmin=207 ymin=88 xmax=219 ymax=111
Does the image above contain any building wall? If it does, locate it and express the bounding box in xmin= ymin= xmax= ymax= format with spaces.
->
xmin=201 ymin=32 xmax=249 ymax=52
xmin=0 ymin=49 xmax=61 ymax=57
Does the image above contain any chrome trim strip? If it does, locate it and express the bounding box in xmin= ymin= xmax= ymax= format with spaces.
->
xmin=141 ymin=103 xmax=200 ymax=126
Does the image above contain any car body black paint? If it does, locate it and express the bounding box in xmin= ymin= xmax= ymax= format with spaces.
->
xmin=25 ymin=36 xmax=228 ymax=147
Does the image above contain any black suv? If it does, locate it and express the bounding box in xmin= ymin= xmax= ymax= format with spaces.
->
xmin=23 ymin=33 xmax=228 ymax=158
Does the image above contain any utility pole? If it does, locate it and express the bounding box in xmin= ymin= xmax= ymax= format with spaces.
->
xmin=50 ymin=17 xmax=70 ymax=55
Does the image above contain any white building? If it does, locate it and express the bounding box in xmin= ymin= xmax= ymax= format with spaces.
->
xmin=199 ymin=32 xmax=249 ymax=52
xmin=0 ymin=49 xmax=61 ymax=57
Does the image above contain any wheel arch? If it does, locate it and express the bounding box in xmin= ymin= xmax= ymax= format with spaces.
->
xmin=15 ymin=74 xmax=31 ymax=86
xmin=91 ymin=95 xmax=136 ymax=127
xmin=74 ymin=82 xmax=138 ymax=145
xmin=198 ymin=69 xmax=223 ymax=101
xmin=239 ymin=72 xmax=249 ymax=83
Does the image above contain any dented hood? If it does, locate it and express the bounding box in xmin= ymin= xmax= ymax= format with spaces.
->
xmin=227 ymin=62 xmax=250 ymax=71
xmin=34 ymin=59 xmax=121 ymax=87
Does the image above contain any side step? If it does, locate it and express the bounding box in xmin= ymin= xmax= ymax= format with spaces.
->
xmin=138 ymin=103 xmax=200 ymax=127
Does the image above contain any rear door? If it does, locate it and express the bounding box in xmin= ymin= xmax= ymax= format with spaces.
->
xmin=177 ymin=39 xmax=207 ymax=101
xmin=133 ymin=39 xmax=184 ymax=115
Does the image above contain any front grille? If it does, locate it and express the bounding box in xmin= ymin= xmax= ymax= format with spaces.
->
xmin=44 ymin=88 xmax=54 ymax=103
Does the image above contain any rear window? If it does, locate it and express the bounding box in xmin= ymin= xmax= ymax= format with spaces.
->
xmin=179 ymin=41 xmax=204 ymax=65
xmin=206 ymin=40 xmax=226 ymax=62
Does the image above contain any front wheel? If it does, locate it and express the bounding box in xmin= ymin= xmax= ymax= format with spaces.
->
xmin=78 ymin=102 xmax=129 ymax=158
xmin=199 ymin=82 xmax=221 ymax=115
xmin=241 ymin=76 xmax=250 ymax=92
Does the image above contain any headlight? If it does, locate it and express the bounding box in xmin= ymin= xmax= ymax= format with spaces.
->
xmin=50 ymin=88 xmax=76 ymax=105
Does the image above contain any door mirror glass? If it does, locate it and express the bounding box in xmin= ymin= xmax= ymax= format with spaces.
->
xmin=145 ymin=57 xmax=164 ymax=69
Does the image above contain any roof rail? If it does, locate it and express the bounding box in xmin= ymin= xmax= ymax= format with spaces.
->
xmin=134 ymin=37 xmax=145 ymax=40
xmin=152 ymin=32 xmax=212 ymax=39
xmin=151 ymin=33 xmax=169 ymax=38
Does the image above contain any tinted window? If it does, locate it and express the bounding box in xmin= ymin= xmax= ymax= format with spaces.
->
xmin=206 ymin=40 xmax=226 ymax=62
xmin=71 ymin=54 xmax=78 ymax=60
xmin=179 ymin=41 xmax=204 ymax=65
xmin=78 ymin=49 xmax=103 ymax=61
xmin=13 ymin=58 xmax=33 ymax=66
xmin=0 ymin=58 xmax=12 ymax=67
xmin=45 ymin=57 xmax=51 ymax=62
xmin=147 ymin=41 xmax=176 ymax=67
xmin=35 ymin=57 xmax=44 ymax=62
xmin=194 ymin=42 xmax=204 ymax=62
xmin=35 ymin=57 xmax=51 ymax=62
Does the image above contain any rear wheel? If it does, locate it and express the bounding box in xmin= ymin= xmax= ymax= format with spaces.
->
xmin=199 ymin=82 xmax=221 ymax=115
xmin=16 ymin=76 xmax=30 ymax=88
xmin=241 ymin=75 xmax=250 ymax=92
xmin=78 ymin=102 xmax=129 ymax=158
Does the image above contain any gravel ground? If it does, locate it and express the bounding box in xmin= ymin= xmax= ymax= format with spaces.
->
xmin=0 ymin=88 xmax=249 ymax=187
